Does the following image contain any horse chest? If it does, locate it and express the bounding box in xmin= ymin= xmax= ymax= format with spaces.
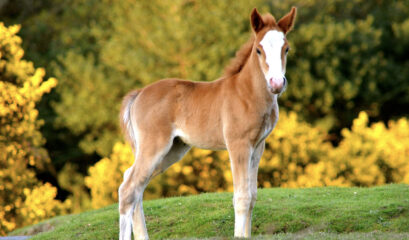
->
xmin=260 ymin=120 xmax=273 ymax=140
xmin=254 ymin=107 xmax=279 ymax=145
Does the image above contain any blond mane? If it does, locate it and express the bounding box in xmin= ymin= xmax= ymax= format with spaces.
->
xmin=223 ymin=37 xmax=255 ymax=78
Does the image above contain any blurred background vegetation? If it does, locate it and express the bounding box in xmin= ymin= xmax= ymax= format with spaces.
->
xmin=1 ymin=0 xmax=409 ymax=235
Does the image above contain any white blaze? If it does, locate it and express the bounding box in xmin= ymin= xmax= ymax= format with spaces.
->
xmin=259 ymin=30 xmax=285 ymax=87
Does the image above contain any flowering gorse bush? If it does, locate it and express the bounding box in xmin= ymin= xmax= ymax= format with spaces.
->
xmin=85 ymin=142 xmax=133 ymax=209
xmin=0 ymin=23 xmax=69 ymax=235
xmin=332 ymin=112 xmax=409 ymax=186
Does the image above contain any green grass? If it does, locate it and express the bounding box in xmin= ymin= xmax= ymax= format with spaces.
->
xmin=10 ymin=184 xmax=409 ymax=239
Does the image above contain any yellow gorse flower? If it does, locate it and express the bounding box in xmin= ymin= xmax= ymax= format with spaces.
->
xmin=0 ymin=23 xmax=67 ymax=235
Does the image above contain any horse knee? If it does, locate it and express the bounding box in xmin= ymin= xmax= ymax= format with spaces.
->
xmin=234 ymin=193 xmax=252 ymax=214
xmin=119 ymin=182 xmax=136 ymax=214
xmin=119 ymin=181 xmax=146 ymax=213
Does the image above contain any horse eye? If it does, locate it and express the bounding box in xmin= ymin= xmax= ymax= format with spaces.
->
xmin=256 ymin=48 xmax=261 ymax=55
xmin=285 ymin=47 xmax=290 ymax=54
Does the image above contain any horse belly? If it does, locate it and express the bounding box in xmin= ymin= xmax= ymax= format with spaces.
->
xmin=174 ymin=128 xmax=226 ymax=150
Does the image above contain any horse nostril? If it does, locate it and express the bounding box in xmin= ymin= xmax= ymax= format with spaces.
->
xmin=269 ymin=77 xmax=285 ymax=90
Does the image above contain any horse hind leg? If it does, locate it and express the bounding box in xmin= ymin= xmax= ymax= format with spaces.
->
xmin=119 ymin=165 xmax=134 ymax=240
xmin=118 ymin=134 xmax=191 ymax=240
xmin=131 ymin=138 xmax=190 ymax=240
xmin=119 ymin=158 xmax=155 ymax=240
xmin=151 ymin=137 xmax=191 ymax=178
xmin=118 ymin=132 xmax=175 ymax=240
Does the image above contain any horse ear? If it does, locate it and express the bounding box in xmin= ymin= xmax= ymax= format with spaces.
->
xmin=277 ymin=7 xmax=297 ymax=34
xmin=250 ymin=8 xmax=264 ymax=33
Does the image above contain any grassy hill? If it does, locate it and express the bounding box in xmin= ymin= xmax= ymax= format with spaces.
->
xmin=10 ymin=184 xmax=409 ymax=239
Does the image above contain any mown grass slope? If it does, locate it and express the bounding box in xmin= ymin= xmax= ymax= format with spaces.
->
xmin=10 ymin=184 xmax=409 ymax=239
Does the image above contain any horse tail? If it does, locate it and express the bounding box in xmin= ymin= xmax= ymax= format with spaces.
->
xmin=119 ymin=90 xmax=140 ymax=149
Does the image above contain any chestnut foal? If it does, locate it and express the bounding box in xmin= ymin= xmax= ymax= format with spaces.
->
xmin=118 ymin=7 xmax=297 ymax=240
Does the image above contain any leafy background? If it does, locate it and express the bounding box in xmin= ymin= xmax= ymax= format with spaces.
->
xmin=1 ymin=0 xmax=408 ymax=235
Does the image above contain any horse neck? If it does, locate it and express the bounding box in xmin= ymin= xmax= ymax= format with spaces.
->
xmin=235 ymin=52 xmax=275 ymax=105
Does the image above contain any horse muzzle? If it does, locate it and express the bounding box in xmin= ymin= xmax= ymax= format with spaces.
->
xmin=269 ymin=76 xmax=286 ymax=94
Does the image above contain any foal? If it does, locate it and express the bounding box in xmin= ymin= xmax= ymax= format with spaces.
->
xmin=118 ymin=7 xmax=297 ymax=239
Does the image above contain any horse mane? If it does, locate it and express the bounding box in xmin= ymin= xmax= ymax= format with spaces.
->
xmin=223 ymin=14 xmax=277 ymax=78
xmin=223 ymin=36 xmax=255 ymax=78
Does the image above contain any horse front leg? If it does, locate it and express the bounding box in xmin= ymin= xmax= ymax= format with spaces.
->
xmin=227 ymin=140 xmax=253 ymax=238
xmin=245 ymin=140 xmax=265 ymax=237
